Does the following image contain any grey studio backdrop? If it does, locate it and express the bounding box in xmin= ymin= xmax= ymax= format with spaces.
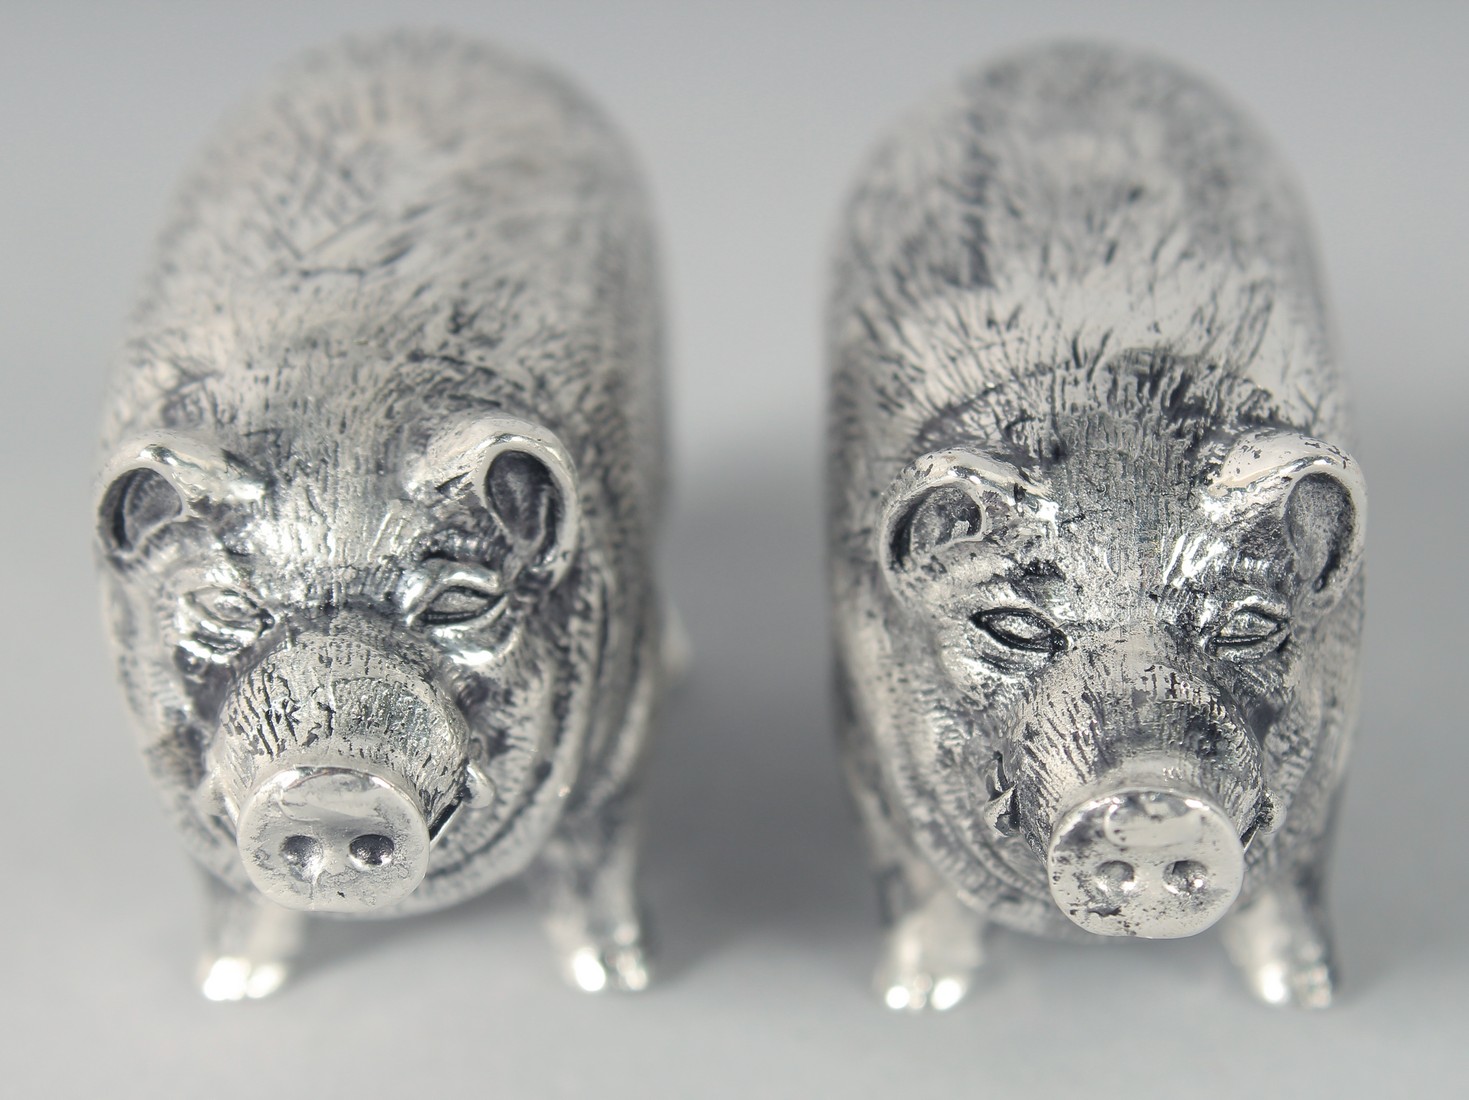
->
xmin=2 ymin=1 xmax=1464 ymax=1096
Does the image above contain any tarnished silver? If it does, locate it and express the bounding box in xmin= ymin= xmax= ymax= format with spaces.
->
xmin=95 ymin=32 xmax=670 ymax=1000
xmin=828 ymin=43 xmax=1365 ymax=1010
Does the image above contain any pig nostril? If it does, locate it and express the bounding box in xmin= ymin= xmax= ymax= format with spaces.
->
xmin=1050 ymin=783 xmax=1245 ymax=937
xmin=348 ymin=834 xmax=395 ymax=870
xmin=236 ymin=767 xmax=431 ymax=911
xmin=1164 ymin=859 xmax=1208 ymax=895
xmin=280 ymin=835 xmax=323 ymax=878
xmin=1093 ymin=860 xmax=1135 ymax=894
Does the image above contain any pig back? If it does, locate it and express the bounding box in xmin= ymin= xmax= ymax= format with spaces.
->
xmin=102 ymin=31 xmax=664 ymax=586
xmin=829 ymin=41 xmax=1347 ymax=547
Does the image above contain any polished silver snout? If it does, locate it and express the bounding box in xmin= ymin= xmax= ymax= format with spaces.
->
xmin=1046 ymin=779 xmax=1245 ymax=938
xmin=236 ymin=765 xmax=431 ymax=913
xmin=210 ymin=617 xmax=474 ymax=915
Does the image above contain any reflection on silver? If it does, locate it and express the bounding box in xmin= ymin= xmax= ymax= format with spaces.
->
xmin=828 ymin=42 xmax=1364 ymax=1009
xmin=95 ymin=32 xmax=670 ymax=999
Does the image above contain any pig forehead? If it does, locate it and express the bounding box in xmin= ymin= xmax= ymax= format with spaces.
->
xmin=1016 ymin=415 xmax=1215 ymax=580
xmin=907 ymin=350 xmax=1285 ymax=475
xmin=1044 ymin=411 xmax=1201 ymax=512
xmin=197 ymin=375 xmax=521 ymax=569
xmin=254 ymin=422 xmax=424 ymax=496
xmin=251 ymin=474 xmax=435 ymax=568
xmin=147 ymin=327 xmax=553 ymax=468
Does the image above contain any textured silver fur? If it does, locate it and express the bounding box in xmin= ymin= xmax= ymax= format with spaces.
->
xmin=95 ymin=32 xmax=667 ymax=998
xmin=828 ymin=42 xmax=1365 ymax=1009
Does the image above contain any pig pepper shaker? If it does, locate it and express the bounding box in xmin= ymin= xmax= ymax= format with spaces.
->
xmin=94 ymin=33 xmax=670 ymax=1000
xmin=828 ymin=42 xmax=1365 ymax=1009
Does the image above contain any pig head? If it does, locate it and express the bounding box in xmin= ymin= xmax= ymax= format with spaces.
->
xmin=96 ymin=411 xmax=597 ymax=915
xmin=873 ymin=359 xmax=1365 ymax=938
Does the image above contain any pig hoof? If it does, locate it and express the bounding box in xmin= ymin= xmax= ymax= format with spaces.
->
xmin=1222 ymin=886 xmax=1337 ymax=1008
xmin=197 ymin=954 xmax=290 ymax=1001
xmin=873 ymin=894 xmax=985 ymax=1011
xmin=1242 ymin=956 xmax=1336 ymax=1009
xmin=874 ymin=927 xmax=979 ymax=1012
xmin=874 ymin=963 xmax=974 ymax=1012
xmin=562 ymin=941 xmax=652 ymax=994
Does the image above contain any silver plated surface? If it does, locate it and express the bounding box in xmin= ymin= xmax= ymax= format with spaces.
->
xmin=827 ymin=42 xmax=1365 ymax=1010
xmin=94 ymin=31 xmax=669 ymax=1000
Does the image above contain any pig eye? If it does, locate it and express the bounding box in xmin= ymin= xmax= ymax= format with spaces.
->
xmin=193 ymin=587 xmax=262 ymax=625
xmin=178 ymin=586 xmax=270 ymax=663
xmin=411 ymin=562 xmax=506 ymax=630
xmin=420 ymin=585 xmax=503 ymax=627
xmin=971 ymin=608 xmax=1065 ymax=655
xmin=1213 ymin=606 xmax=1287 ymax=656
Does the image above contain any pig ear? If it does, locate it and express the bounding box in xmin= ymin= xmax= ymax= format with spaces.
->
xmin=96 ymin=435 xmax=264 ymax=561
xmin=1206 ymin=430 xmax=1366 ymax=610
xmin=416 ymin=415 xmax=580 ymax=588
xmin=879 ymin=449 xmax=1051 ymax=583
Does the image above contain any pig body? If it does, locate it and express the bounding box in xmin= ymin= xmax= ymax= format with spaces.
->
xmin=96 ymin=33 xmax=667 ymax=999
xmin=828 ymin=43 xmax=1364 ymax=1009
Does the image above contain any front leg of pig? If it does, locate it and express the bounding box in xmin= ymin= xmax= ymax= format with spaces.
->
xmin=841 ymin=708 xmax=987 ymax=1010
xmin=1221 ymin=853 xmax=1338 ymax=1008
xmin=527 ymin=617 xmax=661 ymax=995
xmin=871 ymin=843 xmax=988 ymax=1012
xmin=195 ymin=871 xmax=307 ymax=1001
xmin=528 ymin=789 xmax=651 ymax=993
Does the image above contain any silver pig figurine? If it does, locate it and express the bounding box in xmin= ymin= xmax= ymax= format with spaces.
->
xmin=95 ymin=33 xmax=669 ymax=1000
xmin=828 ymin=43 xmax=1365 ymax=1009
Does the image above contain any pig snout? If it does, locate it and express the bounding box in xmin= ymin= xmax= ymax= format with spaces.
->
xmin=1044 ymin=765 xmax=1245 ymax=938
xmin=1006 ymin=659 xmax=1265 ymax=939
xmin=236 ymin=764 xmax=431 ymax=912
xmin=211 ymin=621 xmax=472 ymax=914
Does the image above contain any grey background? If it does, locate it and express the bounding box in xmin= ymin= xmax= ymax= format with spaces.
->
xmin=3 ymin=1 xmax=1464 ymax=1095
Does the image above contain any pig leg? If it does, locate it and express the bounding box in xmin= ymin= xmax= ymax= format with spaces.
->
xmin=840 ymin=699 xmax=986 ymax=1009
xmin=1221 ymin=856 xmax=1337 ymax=1008
xmin=529 ymin=614 xmax=659 ymax=994
xmin=195 ymin=871 xmax=307 ymax=1001
xmin=1221 ymin=794 xmax=1341 ymax=1009
xmin=864 ymin=799 xmax=988 ymax=1011
xmin=871 ymin=844 xmax=988 ymax=1012
xmin=529 ymin=790 xmax=651 ymax=993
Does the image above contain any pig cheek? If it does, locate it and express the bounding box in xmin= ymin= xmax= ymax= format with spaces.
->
xmin=106 ymin=575 xmax=220 ymax=805
xmin=926 ymin=628 xmax=1032 ymax=803
xmin=1212 ymin=643 xmax=1319 ymax=808
xmin=435 ymin=617 xmax=525 ymax=671
xmin=108 ymin=526 xmax=232 ymax=693
xmin=109 ymin=572 xmax=189 ymax=727
xmin=99 ymin=570 xmax=139 ymax=667
xmin=929 ymin=617 xmax=1021 ymax=708
xmin=1259 ymin=676 xmax=1326 ymax=806
xmin=453 ymin=685 xmax=557 ymax=836
xmin=444 ymin=628 xmax=550 ymax=747
xmin=1214 ymin=640 xmax=1303 ymax=739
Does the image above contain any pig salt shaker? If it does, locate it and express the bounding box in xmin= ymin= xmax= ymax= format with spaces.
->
xmin=94 ymin=33 xmax=670 ymax=1000
xmin=828 ymin=43 xmax=1365 ymax=1010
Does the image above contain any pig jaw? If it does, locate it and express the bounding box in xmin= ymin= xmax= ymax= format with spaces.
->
xmin=998 ymin=659 xmax=1270 ymax=939
xmin=205 ymin=621 xmax=475 ymax=914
